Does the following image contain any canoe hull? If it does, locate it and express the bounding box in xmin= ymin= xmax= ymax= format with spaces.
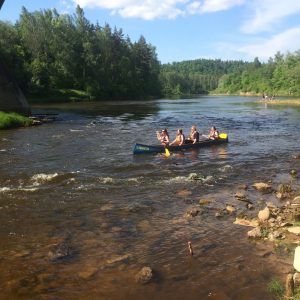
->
xmin=133 ymin=138 xmax=228 ymax=154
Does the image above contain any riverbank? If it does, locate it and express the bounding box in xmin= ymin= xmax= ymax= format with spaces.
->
xmin=260 ymin=99 xmax=300 ymax=106
xmin=0 ymin=111 xmax=33 ymax=129
xmin=27 ymin=89 xmax=91 ymax=103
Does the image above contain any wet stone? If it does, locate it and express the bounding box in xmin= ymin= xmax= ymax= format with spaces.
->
xmin=185 ymin=208 xmax=200 ymax=218
xmin=252 ymin=182 xmax=273 ymax=193
xmin=48 ymin=241 xmax=73 ymax=261
xmin=78 ymin=267 xmax=98 ymax=279
xmin=226 ymin=205 xmax=236 ymax=213
xmin=176 ymin=189 xmax=192 ymax=197
xmin=135 ymin=266 xmax=153 ymax=284
xmin=199 ymin=199 xmax=212 ymax=205
xmin=106 ymin=254 xmax=131 ymax=265
xmin=258 ymin=207 xmax=270 ymax=222
xmin=247 ymin=227 xmax=262 ymax=238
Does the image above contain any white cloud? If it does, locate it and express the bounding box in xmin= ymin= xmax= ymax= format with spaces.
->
xmin=242 ymin=0 xmax=300 ymax=34
xmin=200 ymin=0 xmax=245 ymax=13
xmin=238 ymin=27 xmax=300 ymax=59
xmin=73 ymin=0 xmax=245 ymax=20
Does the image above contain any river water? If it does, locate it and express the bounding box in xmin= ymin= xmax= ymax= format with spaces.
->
xmin=0 ymin=96 xmax=300 ymax=299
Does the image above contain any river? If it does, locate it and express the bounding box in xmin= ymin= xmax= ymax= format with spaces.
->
xmin=0 ymin=96 xmax=300 ymax=299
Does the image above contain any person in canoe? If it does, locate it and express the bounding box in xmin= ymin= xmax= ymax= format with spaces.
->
xmin=187 ymin=125 xmax=200 ymax=144
xmin=208 ymin=126 xmax=219 ymax=140
xmin=156 ymin=128 xmax=169 ymax=146
xmin=170 ymin=129 xmax=185 ymax=146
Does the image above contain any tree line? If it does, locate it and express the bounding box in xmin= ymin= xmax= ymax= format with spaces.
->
xmin=215 ymin=53 xmax=300 ymax=96
xmin=1 ymin=6 xmax=300 ymax=100
xmin=160 ymin=59 xmax=250 ymax=95
xmin=0 ymin=6 xmax=161 ymax=100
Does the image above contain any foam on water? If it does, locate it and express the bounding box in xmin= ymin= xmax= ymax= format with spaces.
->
xmin=31 ymin=173 xmax=59 ymax=186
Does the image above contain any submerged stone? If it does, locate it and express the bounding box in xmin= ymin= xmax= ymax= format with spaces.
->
xmin=252 ymin=182 xmax=272 ymax=193
xmin=135 ymin=266 xmax=153 ymax=284
xmin=48 ymin=241 xmax=72 ymax=261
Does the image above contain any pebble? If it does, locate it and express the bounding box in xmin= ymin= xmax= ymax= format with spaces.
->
xmin=135 ymin=266 xmax=153 ymax=284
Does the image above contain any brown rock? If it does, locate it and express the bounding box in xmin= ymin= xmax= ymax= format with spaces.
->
xmin=258 ymin=207 xmax=270 ymax=222
xmin=234 ymin=218 xmax=258 ymax=227
xmin=252 ymin=182 xmax=272 ymax=193
xmin=226 ymin=205 xmax=236 ymax=213
xmin=199 ymin=199 xmax=211 ymax=205
xmin=287 ymin=227 xmax=300 ymax=235
xmin=135 ymin=266 xmax=153 ymax=284
xmin=176 ymin=189 xmax=192 ymax=197
xmin=247 ymin=227 xmax=262 ymax=238
xmin=78 ymin=267 xmax=98 ymax=279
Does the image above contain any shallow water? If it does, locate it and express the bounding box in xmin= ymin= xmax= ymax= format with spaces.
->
xmin=0 ymin=96 xmax=300 ymax=299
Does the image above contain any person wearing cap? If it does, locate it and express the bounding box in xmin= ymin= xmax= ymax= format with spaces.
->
xmin=156 ymin=129 xmax=169 ymax=146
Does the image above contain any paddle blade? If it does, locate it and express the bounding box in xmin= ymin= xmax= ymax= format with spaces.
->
xmin=165 ymin=148 xmax=171 ymax=157
xmin=219 ymin=133 xmax=228 ymax=139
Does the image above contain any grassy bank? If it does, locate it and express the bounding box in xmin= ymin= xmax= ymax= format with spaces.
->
xmin=0 ymin=112 xmax=33 ymax=129
xmin=27 ymin=89 xmax=91 ymax=103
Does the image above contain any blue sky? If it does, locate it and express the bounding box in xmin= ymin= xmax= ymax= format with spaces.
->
xmin=1 ymin=0 xmax=300 ymax=63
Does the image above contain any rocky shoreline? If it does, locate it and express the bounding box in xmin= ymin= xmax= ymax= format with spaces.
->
xmin=223 ymin=155 xmax=300 ymax=298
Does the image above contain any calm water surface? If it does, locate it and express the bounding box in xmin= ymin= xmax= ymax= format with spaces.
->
xmin=0 ymin=96 xmax=300 ymax=299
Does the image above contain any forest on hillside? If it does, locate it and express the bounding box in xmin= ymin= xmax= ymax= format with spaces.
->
xmin=160 ymin=53 xmax=300 ymax=96
xmin=0 ymin=6 xmax=161 ymax=100
xmin=1 ymin=6 xmax=300 ymax=101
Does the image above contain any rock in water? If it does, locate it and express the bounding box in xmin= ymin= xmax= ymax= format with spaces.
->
xmin=247 ymin=227 xmax=262 ymax=238
xmin=48 ymin=241 xmax=72 ymax=261
xmin=135 ymin=267 xmax=153 ymax=284
xmin=252 ymin=182 xmax=272 ymax=193
xmin=226 ymin=205 xmax=236 ymax=213
xmin=294 ymin=246 xmax=300 ymax=272
xmin=258 ymin=207 xmax=270 ymax=222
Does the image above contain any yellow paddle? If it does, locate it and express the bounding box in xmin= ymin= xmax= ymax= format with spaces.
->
xmin=165 ymin=147 xmax=171 ymax=157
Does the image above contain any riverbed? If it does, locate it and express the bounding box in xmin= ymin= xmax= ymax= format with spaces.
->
xmin=0 ymin=96 xmax=300 ymax=299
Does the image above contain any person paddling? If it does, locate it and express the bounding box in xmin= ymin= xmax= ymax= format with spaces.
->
xmin=170 ymin=129 xmax=185 ymax=146
xmin=156 ymin=129 xmax=169 ymax=146
xmin=208 ymin=126 xmax=219 ymax=140
xmin=187 ymin=125 xmax=199 ymax=144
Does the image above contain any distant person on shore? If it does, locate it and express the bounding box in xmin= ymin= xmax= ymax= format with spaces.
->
xmin=170 ymin=129 xmax=185 ymax=146
xmin=187 ymin=125 xmax=199 ymax=144
xmin=156 ymin=129 xmax=169 ymax=146
xmin=208 ymin=126 xmax=219 ymax=140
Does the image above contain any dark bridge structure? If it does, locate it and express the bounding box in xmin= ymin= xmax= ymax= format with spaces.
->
xmin=0 ymin=0 xmax=31 ymax=116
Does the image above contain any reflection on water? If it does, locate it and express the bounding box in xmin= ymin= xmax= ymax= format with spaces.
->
xmin=0 ymin=96 xmax=300 ymax=299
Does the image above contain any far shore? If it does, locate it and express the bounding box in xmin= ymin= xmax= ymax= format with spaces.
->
xmin=259 ymin=99 xmax=300 ymax=106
